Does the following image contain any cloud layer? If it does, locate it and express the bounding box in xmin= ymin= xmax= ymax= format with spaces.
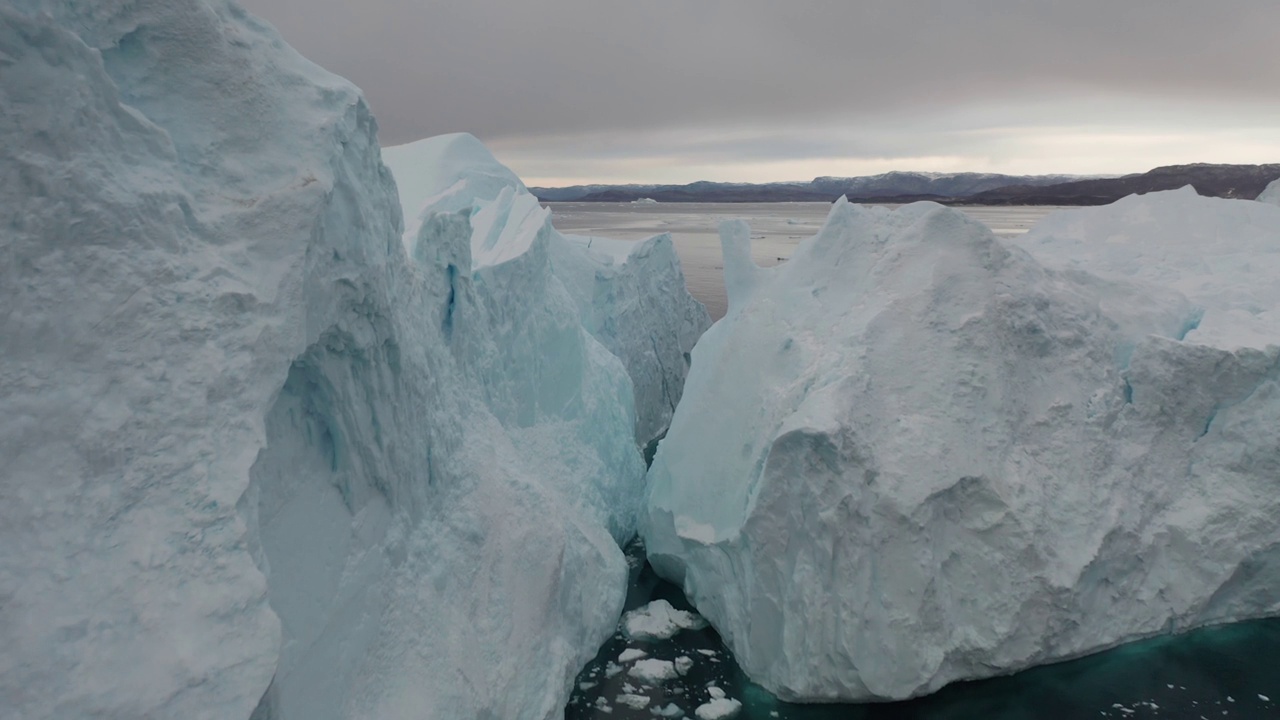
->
xmin=241 ymin=0 xmax=1280 ymax=183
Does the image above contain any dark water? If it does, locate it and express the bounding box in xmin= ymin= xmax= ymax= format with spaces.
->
xmin=567 ymin=540 xmax=1280 ymax=720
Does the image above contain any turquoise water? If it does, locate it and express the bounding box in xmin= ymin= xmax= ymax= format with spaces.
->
xmin=566 ymin=540 xmax=1280 ymax=720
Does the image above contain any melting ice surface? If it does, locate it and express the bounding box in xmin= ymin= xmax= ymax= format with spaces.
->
xmin=567 ymin=542 xmax=1280 ymax=720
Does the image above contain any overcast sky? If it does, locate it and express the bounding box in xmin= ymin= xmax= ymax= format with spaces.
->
xmin=241 ymin=0 xmax=1280 ymax=186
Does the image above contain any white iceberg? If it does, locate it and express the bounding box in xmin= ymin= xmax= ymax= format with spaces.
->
xmin=644 ymin=198 xmax=1280 ymax=702
xmin=1258 ymin=177 xmax=1280 ymax=206
xmin=1019 ymin=186 xmax=1280 ymax=349
xmin=1 ymin=3 xmax=650 ymax=719
xmin=383 ymin=135 xmax=710 ymax=446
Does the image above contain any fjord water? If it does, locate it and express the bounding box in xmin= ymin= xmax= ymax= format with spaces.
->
xmin=547 ymin=202 xmax=1062 ymax=319
xmin=568 ymin=542 xmax=1280 ymax=720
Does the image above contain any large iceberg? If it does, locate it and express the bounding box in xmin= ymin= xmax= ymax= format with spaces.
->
xmin=642 ymin=197 xmax=1280 ymax=701
xmin=383 ymin=135 xmax=709 ymax=446
xmin=1 ymin=3 xmax=647 ymax=719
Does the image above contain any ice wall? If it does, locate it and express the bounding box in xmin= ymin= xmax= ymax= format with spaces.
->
xmin=1 ymin=3 xmax=643 ymax=719
xmin=643 ymin=198 xmax=1280 ymax=702
xmin=383 ymin=136 xmax=710 ymax=446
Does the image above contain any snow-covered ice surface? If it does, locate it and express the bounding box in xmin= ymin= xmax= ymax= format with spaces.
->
xmin=1 ymin=3 xmax=649 ymax=719
xmin=382 ymin=135 xmax=710 ymax=446
xmin=1257 ymin=178 xmax=1280 ymax=206
xmin=1019 ymin=186 xmax=1280 ymax=349
xmin=642 ymin=196 xmax=1280 ymax=702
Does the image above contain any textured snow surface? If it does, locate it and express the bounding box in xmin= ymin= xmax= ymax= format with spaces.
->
xmin=1019 ymin=186 xmax=1280 ymax=349
xmin=1 ymin=3 xmax=646 ymax=719
xmin=383 ymin=135 xmax=710 ymax=445
xmin=1258 ymin=178 xmax=1280 ymax=206
xmin=643 ymin=197 xmax=1280 ymax=702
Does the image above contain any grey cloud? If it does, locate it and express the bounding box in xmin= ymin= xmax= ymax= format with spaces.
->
xmin=238 ymin=0 xmax=1280 ymax=147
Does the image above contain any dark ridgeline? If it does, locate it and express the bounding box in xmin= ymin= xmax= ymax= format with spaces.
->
xmin=533 ymin=163 xmax=1280 ymax=206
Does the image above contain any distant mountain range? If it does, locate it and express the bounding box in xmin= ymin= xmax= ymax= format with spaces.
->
xmin=531 ymin=164 xmax=1280 ymax=205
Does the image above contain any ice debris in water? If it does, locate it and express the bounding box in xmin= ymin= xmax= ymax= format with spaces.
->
xmin=617 ymin=694 xmax=651 ymax=710
xmin=629 ymin=659 xmax=679 ymax=684
xmin=619 ymin=648 xmax=649 ymax=663
xmin=651 ymin=703 xmax=685 ymax=717
xmin=623 ymin=599 xmax=709 ymax=640
xmin=674 ymin=656 xmax=694 ymax=675
xmin=694 ymin=697 xmax=742 ymax=720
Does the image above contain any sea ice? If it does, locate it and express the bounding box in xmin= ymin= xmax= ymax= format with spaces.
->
xmin=675 ymin=656 xmax=695 ymax=675
xmin=1 ymin=2 xmax=653 ymax=719
xmin=629 ymin=659 xmax=679 ymax=684
xmin=619 ymin=648 xmax=649 ymax=663
xmin=694 ymin=697 xmax=743 ymax=720
xmin=651 ymin=703 xmax=686 ymax=717
xmin=617 ymin=693 xmax=652 ymax=710
xmin=644 ymin=198 xmax=1280 ymax=702
xmin=622 ymin=599 xmax=709 ymax=640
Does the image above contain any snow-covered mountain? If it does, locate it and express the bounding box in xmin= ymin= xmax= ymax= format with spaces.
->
xmin=531 ymin=172 xmax=1086 ymax=203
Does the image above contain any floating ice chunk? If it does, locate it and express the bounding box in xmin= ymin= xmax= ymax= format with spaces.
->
xmin=617 ymin=694 xmax=652 ymax=710
xmin=1260 ymin=694 xmax=1271 ymax=702
xmin=619 ymin=648 xmax=649 ymax=663
xmin=695 ymin=697 xmax=743 ymax=720
xmin=707 ymin=686 xmax=726 ymax=700
xmin=580 ymin=681 xmax=598 ymax=691
xmin=605 ymin=662 xmax=625 ymax=678
xmin=384 ymin=136 xmax=710 ymax=448
xmin=696 ymin=649 xmax=718 ymax=657
xmin=675 ymin=656 xmax=695 ymax=675
xmin=623 ymin=599 xmax=709 ymax=640
xmin=651 ymin=703 xmax=685 ymax=717
xmin=630 ymin=659 xmax=679 ymax=684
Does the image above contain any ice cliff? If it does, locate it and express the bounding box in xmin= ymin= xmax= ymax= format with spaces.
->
xmin=383 ymin=135 xmax=709 ymax=447
xmin=1 ymin=3 xmax=650 ymax=719
xmin=643 ymin=197 xmax=1280 ymax=701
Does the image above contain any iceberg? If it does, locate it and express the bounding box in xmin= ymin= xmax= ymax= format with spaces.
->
xmin=383 ymin=135 xmax=710 ymax=446
xmin=1257 ymin=177 xmax=1280 ymax=206
xmin=643 ymin=198 xmax=1280 ymax=702
xmin=1 ymin=3 xmax=650 ymax=719
xmin=1019 ymin=186 xmax=1280 ymax=349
